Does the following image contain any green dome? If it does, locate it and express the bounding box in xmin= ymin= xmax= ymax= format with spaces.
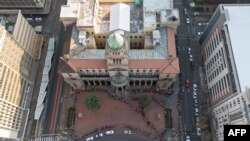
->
xmin=107 ymin=33 xmax=124 ymax=50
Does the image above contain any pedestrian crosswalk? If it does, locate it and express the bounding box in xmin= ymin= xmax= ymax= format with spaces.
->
xmin=30 ymin=135 xmax=59 ymax=141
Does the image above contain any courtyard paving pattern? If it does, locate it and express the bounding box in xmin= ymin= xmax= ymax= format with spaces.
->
xmin=73 ymin=91 xmax=166 ymax=140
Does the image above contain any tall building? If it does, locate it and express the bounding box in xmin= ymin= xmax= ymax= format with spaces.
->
xmin=0 ymin=10 xmax=43 ymax=140
xmin=59 ymin=0 xmax=180 ymax=93
xmin=200 ymin=4 xmax=250 ymax=141
xmin=0 ymin=0 xmax=46 ymax=9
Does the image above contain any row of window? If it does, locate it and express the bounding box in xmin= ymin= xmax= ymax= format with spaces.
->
xmin=78 ymin=69 xmax=159 ymax=74
xmin=203 ymin=28 xmax=222 ymax=60
xmin=213 ymin=95 xmax=245 ymax=116
xmin=209 ymin=74 xmax=231 ymax=102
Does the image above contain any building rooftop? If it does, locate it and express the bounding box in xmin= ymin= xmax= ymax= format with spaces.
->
xmin=222 ymin=5 xmax=250 ymax=91
xmin=0 ymin=10 xmax=19 ymax=33
xmin=68 ymin=27 xmax=168 ymax=60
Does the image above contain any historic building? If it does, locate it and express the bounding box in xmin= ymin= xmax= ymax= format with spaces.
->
xmin=59 ymin=0 xmax=180 ymax=93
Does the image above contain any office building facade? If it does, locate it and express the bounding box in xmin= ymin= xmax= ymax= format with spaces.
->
xmin=200 ymin=4 xmax=250 ymax=141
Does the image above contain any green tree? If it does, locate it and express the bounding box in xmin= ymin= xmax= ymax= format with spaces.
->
xmin=85 ymin=95 xmax=100 ymax=110
xmin=139 ymin=94 xmax=152 ymax=108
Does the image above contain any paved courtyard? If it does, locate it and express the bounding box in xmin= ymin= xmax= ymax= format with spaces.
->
xmin=73 ymin=91 xmax=166 ymax=139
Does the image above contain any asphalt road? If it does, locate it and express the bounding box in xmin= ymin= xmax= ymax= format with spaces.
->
xmin=174 ymin=1 xmax=203 ymax=141
xmin=42 ymin=0 xmax=67 ymax=134
xmin=85 ymin=133 xmax=151 ymax=141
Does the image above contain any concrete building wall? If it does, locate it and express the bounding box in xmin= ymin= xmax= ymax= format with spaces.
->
xmin=13 ymin=11 xmax=43 ymax=59
xmin=200 ymin=4 xmax=250 ymax=141
xmin=212 ymin=91 xmax=250 ymax=140
xmin=0 ymin=26 xmax=33 ymax=140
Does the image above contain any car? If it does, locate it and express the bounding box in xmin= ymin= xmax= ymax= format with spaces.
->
xmin=99 ymin=133 xmax=104 ymax=137
xmin=186 ymin=135 xmax=190 ymax=141
xmin=186 ymin=18 xmax=190 ymax=24
xmin=192 ymin=12 xmax=200 ymax=16
xmin=124 ymin=130 xmax=132 ymax=134
xmin=188 ymin=47 xmax=192 ymax=54
xmin=195 ymin=108 xmax=199 ymax=116
xmin=193 ymin=91 xmax=197 ymax=99
xmin=194 ymin=102 xmax=198 ymax=107
xmin=35 ymin=17 xmax=43 ymax=22
xmin=95 ymin=133 xmax=104 ymax=138
xmin=197 ymin=32 xmax=203 ymax=36
xmin=198 ymin=22 xmax=202 ymax=26
xmin=26 ymin=17 xmax=33 ymax=22
xmin=105 ymin=130 xmax=114 ymax=135
xmin=187 ymin=34 xmax=191 ymax=40
xmin=185 ymin=79 xmax=190 ymax=88
xmin=189 ymin=54 xmax=193 ymax=62
xmin=86 ymin=136 xmax=94 ymax=141
xmin=194 ymin=99 xmax=198 ymax=104
xmin=184 ymin=8 xmax=188 ymax=15
xmin=196 ymin=117 xmax=200 ymax=123
xmin=193 ymin=84 xmax=197 ymax=91
xmin=203 ymin=22 xmax=208 ymax=26
xmin=197 ymin=127 xmax=201 ymax=136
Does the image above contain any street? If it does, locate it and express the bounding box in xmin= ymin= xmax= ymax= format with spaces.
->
xmin=174 ymin=0 xmax=208 ymax=141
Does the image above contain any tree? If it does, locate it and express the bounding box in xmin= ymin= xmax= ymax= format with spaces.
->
xmin=85 ymin=95 xmax=100 ymax=110
xmin=139 ymin=94 xmax=152 ymax=108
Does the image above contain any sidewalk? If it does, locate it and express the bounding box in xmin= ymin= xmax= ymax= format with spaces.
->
xmin=164 ymin=79 xmax=181 ymax=141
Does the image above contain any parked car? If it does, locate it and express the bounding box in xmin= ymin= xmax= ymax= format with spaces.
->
xmin=186 ymin=135 xmax=190 ymax=141
xmin=203 ymin=22 xmax=208 ymax=26
xmin=192 ymin=12 xmax=200 ymax=16
xmin=194 ymin=102 xmax=198 ymax=107
xmin=193 ymin=84 xmax=197 ymax=91
xmin=193 ymin=91 xmax=197 ymax=99
xmin=196 ymin=117 xmax=200 ymax=124
xmin=186 ymin=17 xmax=190 ymax=24
xmin=198 ymin=22 xmax=202 ymax=26
xmin=26 ymin=17 xmax=33 ymax=22
xmin=197 ymin=127 xmax=201 ymax=136
xmin=95 ymin=133 xmax=104 ymax=138
xmin=189 ymin=54 xmax=193 ymax=62
xmin=86 ymin=136 xmax=94 ymax=141
xmin=195 ymin=108 xmax=199 ymax=116
xmin=105 ymin=130 xmax=114 ymax=135
xmin=184 ymin=8 xmax=188 ymax=15
xmin=197 ymin=32 xmax=203 ymax=36
xmin=124 ymin=130 xmax=132 ymax=134
xmin=194 ymin=99 xmax=198 ymax=104
xmin=188 ymin=47 xmax=192 ymax=54
xmin=35 ymin=17 xmax=43 ymax=22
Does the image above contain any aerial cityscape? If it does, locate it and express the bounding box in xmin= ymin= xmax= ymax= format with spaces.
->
xmin=0 ymin=0 xmax=249 ymax=141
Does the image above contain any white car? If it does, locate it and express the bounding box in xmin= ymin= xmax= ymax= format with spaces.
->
xmin=95 ymin=133 xmax=104 ymax=138
xmin=186 ymin=18 xmax=190 ymax=24
xmin=193 ymin=91 xmax=197 ymax=99
xmin=188 ymin=47 xmax=192 ymax=54
xmin=184 ymin=8 xmax=188 ymax=15
xmin=86 ymin=136 xmax=94 ymax=141
xmin=194 ymin=99 xmax=198 ymax=104
xmin=195 ymin=108 xmax=199 ymax=116
xmin=197 ymin=32 xmax=203 ymax=36
xmin=193 ymin=84 xmax=197 ymax=91
xmin=105 ymin=130 xmax=114 ymax=135
xmin=197 ymin=127 xmax=201 ymax=136
xmin=124 ymin=130 xmax=132 ymax=134
xmin=192 ymin=12 xmax=200 ymax=16
xmin=35 ymin=17 xmax=43 ymax=22
xmin=186 ymin=135 xmax=190 ymax=141
xmin=198 ymin=22 xmax=202 ymax=26
xmin=189 ymin=54 xmax=193 ymax=62
xmin=26 ymin=17 xmax=33 ymax=22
